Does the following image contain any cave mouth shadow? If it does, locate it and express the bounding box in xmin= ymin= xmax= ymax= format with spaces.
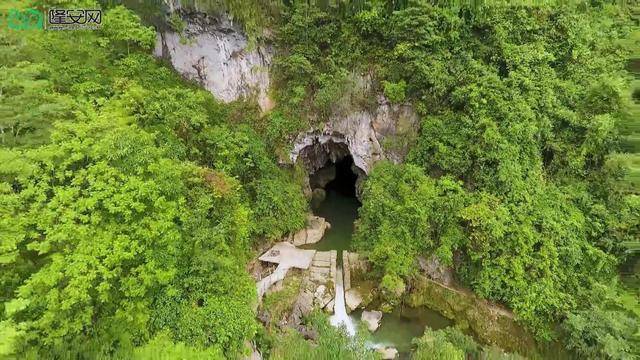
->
xmin=310 ymin=155 xmax=359 ymax=199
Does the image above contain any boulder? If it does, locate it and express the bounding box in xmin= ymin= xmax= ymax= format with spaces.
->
xmin=344 ymin=288 xmax=363 ymax=312
xmin=361 ymin=310 xmax=383 ymax=332
xmin=376 ymin=347 xmax=398 ymax=359
xmin=305 ymin=216 xmax=330 ymax=244
xmin=290 ymin=215 xmax=330 ymax=246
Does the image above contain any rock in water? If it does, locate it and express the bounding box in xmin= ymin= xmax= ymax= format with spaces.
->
xmin=290 ymin=215 xmax=330 ymax=246
xmin=344 ymin=288 xmax=363 ymax=312
xmin=305 ymin=216 xmax=330 ymax=244
xmin=376 ymin=347 xmax=398 ymax=359
xmin=361 ymin=310 xmax=383 ymax=332
xmin=309 ymin=164 xmax=336 ymax=189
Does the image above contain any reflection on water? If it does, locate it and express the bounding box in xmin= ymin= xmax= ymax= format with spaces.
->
xmin=302 ymin=190 xmax=360 ymax=254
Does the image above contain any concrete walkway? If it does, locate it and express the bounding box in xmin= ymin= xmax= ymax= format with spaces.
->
xmin=256 ymin=242 xmax=316 ymax=300
xmin=258 ymin=242 xmax=316 ymax=269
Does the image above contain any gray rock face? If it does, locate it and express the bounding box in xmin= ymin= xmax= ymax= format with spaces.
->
xmin=290 ymin=95 xmax=418 ymax=175
xmin=156 ymin=10 xmax=417 ymax=180
xmin=361 ymin=310 xmax=383 ymax=332
xmin=418 ymin=255 xmax=454 ymax=286
xmin=155 ymin=10 xmax=273 ymax=111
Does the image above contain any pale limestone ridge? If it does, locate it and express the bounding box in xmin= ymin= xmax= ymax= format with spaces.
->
xmin=155 ymin=11 xmax=273 ymax=111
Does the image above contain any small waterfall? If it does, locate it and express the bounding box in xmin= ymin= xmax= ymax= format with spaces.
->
xmin=330 ymin=266 xmax=356 ymax=336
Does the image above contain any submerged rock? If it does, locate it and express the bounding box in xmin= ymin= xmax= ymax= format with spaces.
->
xmin=311 ymin=188 xmax=326 ymax=209
xmin=376 ymin=347 xmax=398 ymax=359
xmin=361 ymin=310 xmax=383 ymax=332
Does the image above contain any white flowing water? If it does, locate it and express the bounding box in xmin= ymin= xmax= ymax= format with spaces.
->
xmin=330 ymin=267 xmax=357 ymax=336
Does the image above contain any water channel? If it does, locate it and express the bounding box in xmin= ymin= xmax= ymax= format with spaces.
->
xmin=303 ymin=156 xmax=453 ymax=357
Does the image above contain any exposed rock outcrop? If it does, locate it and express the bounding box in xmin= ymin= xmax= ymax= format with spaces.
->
xmin=154 ymin=10 xmax=273 ymax=111
xmin=290 ymin=286 xmax=314 ymax=326
xmin=290 ymin=95 xmax=418 ymax=175
xmin=418 ymin=255 xmax=454 ymax=286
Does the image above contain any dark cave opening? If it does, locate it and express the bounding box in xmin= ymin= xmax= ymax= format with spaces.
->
xmin=309 ymin=154 xmax=359 ymax=199
xmin=324 ymin=156 xmax=358 ymax=198
xmin=300 ymin=138 xmax=364 ymax=204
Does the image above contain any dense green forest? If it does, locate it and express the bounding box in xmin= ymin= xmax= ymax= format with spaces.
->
xmin=0 ymin=0 xmax=638 ymax=359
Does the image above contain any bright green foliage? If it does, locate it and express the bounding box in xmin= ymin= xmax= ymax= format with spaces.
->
xmin=131 ymin=332 xmax=224 ymax=360
xmin=382 ymin=80 xmax=407 ymax=104
xmin=0 ymin=117 xmax=257 ymax=358
xmin=0 ymin=2 xmax=306 ymax=358
xmin=269 ymin=312 xmax=376 ymax=360
xmin=0 ymin=60 xmax=73 ymax=148
xmin=354 ymin=162 xmax=467 ymax=301
xmin=101 ymin=6 xmax=156 ymax=53
xmin=562 ymin=283 xmax=640 ymax=359
xmin=413 ymin=327 xmax=523 ymax=360
xmin=290 ymin=1 xmax=640 ymax=344
xmin=412 ymin=328 xmax=466 ymax=360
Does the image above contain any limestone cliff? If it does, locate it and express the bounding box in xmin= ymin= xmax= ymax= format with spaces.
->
xmin=154 ymin=10 xmax=273 ymax=111
xmin=155 ymin=10 xmax=418 ymax=176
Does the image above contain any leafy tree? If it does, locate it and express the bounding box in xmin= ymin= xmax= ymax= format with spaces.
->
xmin=382 ymin=80 xmax=406 ymax=104
xmin=101 ymin=6 xmax=156 ymax=54
xmin=354 ymin=162 xmax=467 ymax=301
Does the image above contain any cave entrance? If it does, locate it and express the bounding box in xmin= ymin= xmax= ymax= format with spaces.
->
xmin=304 ymin=153 xmax=361 ymax=253
xmin=311 ymin=155 xmax=359 ymax=199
